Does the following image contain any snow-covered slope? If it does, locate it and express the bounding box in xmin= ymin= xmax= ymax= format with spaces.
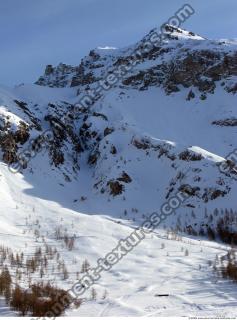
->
xmin=0 ymin=25 xmax=237 ymax=316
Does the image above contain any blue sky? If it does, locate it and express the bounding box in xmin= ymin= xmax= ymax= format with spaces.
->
xmin=0 ymin=0 xmax=236 ymax=86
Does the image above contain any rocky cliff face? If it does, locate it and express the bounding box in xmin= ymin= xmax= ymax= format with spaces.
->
xmin=35 ymin=25 xmax=237 ymax=97
xmin=1 ymin=25 xmax=237 ymax=231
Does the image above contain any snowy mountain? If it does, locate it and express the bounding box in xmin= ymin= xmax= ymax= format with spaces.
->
xmin=0 ymin=25 xmax=237 ymax=316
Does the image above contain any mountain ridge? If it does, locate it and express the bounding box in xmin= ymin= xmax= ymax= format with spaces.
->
xmin=0 ymin=25 xmax=236 ymax=219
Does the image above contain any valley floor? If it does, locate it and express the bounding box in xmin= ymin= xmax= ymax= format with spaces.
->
xmin=0 ymin=164 xmax=236 ymax=317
